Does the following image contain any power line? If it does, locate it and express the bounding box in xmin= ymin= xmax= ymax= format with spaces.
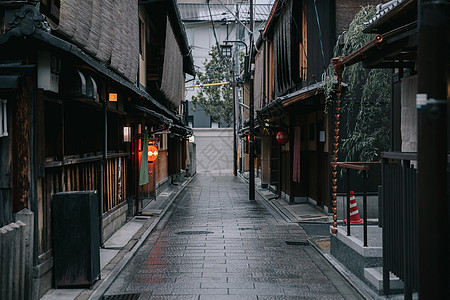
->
xmin=207 ymin=0 xmax=220 ymax=48
xmin=285 ymin=1 xmax=309 ymax=78
xmin=313 ymin=0 xmax=326 ymax=75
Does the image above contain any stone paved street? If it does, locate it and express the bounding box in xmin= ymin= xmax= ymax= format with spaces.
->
xmin=105 ymin=173 xmax=362 ymax=299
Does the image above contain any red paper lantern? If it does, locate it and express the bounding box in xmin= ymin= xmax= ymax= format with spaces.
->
xmin=276 ymin=131 xmax=288 ymax=144
xmin=148 ymin=145 xmax=159 ymax=162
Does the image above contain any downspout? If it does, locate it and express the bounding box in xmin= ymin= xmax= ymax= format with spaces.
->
xmin=330 ymin=57 xmax=344 ymax=235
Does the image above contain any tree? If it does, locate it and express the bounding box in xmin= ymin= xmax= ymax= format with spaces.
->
xmin=191 ymin=45 xmax=234 ymax=127
xmin=325 ymin=6 xmax=391 ymax=162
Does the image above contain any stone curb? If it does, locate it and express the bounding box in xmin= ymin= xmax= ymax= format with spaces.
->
xmin=308 ymin=238 xmax=379 ymax=300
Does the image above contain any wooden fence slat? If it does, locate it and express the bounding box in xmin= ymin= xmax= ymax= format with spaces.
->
xmin=114 ymin=158 xmax=117 ymax=207
xmin=90 ymin=164 xmax=94 ymax=190
xmin=107 ymin=160 xmax=111 ymax=210
xmin=122 ymin=159 xmax=125 ymax=204
xmin=66 ymin=168 xmax=70 ymax=191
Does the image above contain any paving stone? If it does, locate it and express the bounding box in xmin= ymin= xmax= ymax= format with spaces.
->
xmin=105 ymin=173 xmax=361 ymax=299
xmin=150 ymin=295 xmax=198 ymax=300
xmin=171 ymin=288 xmax=228 ymax=295
xmin=199 ymin=295 xmax=256 ymax=300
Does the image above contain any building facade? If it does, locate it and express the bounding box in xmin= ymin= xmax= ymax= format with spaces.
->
xmin=254 ymin=0 xmax=381 ymax=209
xmin=0 ymin=0 xmax=193 ymax=298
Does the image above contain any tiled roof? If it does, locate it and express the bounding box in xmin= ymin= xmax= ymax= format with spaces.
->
xmin=178 ymin=3 xmax=272 ymax=22
xmin=364 ymin=0 xmax=405 ymax=28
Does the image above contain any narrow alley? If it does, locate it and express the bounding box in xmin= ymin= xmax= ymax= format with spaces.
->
xmin=103 ymin=173 xmax=362 ymax=299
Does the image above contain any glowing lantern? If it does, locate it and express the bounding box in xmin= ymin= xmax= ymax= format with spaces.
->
xmin=148 ymin=145 xmax=159 ymax=162
xmin=276 ymin=131 xmax=288 ymax=144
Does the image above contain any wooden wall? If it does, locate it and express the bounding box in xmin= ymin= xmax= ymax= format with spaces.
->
xmin=39 ymin=155 xmax=127 ymax=260
xmin=306 ymin=0 xmax=335 ymax=83
xmin=38 ymin=95 xmax=128 ymax=260
xmin=156 ymin=150 xmax=168 ymax=186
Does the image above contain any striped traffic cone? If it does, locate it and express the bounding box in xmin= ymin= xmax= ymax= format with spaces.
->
xmin=344 ymin=191 xmax=364 ymax=224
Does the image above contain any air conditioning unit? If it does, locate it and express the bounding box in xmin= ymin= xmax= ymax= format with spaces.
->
xmin=38 ymin=51 xmax=60 ymax=93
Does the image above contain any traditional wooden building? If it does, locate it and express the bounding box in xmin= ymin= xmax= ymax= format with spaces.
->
xmin=254 ymin=0 xmax=380 ymax=209
xmin=0 ymin=0 xmax=194 ymax=298
xmin=331 ymin=0 xmax=449 ymax=296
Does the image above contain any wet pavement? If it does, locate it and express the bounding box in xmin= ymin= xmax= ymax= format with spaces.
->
xmin=104 ymin=173 xmax=363 ymax=299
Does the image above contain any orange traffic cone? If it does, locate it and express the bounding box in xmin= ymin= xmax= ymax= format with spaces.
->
xmin=344 ymin=191 xmax=364 ymax=224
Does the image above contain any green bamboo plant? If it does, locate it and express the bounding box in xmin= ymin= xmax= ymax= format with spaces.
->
xmin=325 ymin=6 xmax=391 ymax=162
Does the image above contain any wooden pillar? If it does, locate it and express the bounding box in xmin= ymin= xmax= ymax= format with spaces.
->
xmin=12 ymin=77 xmax=31 ymax=212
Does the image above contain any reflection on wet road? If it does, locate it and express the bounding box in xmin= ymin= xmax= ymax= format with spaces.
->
xmin=105 ymin=173 xmax=361 ymax=299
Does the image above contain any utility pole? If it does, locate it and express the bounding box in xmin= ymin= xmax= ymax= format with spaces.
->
xmin=233 ymin=4 xmax=239 ymax=176
xmin=416 ymin=1 xmax=449 ymax=298
xmin=249 ymin=0 xmax=255 ymax=200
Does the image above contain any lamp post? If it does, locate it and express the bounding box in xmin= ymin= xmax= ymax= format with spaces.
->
xmin=221 ymin=40 xmax=248 ymax=177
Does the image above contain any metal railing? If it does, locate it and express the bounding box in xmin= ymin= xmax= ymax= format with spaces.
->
xmin=381 ymin=152 xmax=418 ymax=298
xmin=332 ymin=162 xmax=381 ymax=246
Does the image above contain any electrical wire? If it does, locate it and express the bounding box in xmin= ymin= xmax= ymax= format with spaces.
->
xmin=313 ymin=0 xmax=326 ymax=76
xmin=216 ymin=0 xmax=252 ymax=33
xmin=207 ymin=0 xmax=220 ymax=48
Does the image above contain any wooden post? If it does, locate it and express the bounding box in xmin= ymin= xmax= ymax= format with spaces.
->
xmin=15 ymin=209 xmax=33 ymax=300
xmin=416 ymin=1 xmax=449 ymax=298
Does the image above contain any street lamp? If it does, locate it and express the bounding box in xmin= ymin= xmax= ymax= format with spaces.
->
xmin=220 ymin=44 xmax=233 ymax=58
xmin=222 ymin=40 xmax=248 ymax=56
xmin=220 ymin=41 xmax=249 ymax=177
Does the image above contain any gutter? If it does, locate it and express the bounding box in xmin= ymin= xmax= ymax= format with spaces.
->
xmin=334 ymin=34 xmax=384 ymax=68
xmin=133 ymin=104 xmax=173 ymax=126
xmin=258 ymin=81 xmax=326 ymax=118
xmin=333 ymin=20 xmax=417 ymax=69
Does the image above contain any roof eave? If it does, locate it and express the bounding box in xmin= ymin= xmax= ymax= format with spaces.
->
xmin=262 ymin=0 xmax=281 ymax=37
xmin=163 ymin=0 xmax=196 ymax=76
